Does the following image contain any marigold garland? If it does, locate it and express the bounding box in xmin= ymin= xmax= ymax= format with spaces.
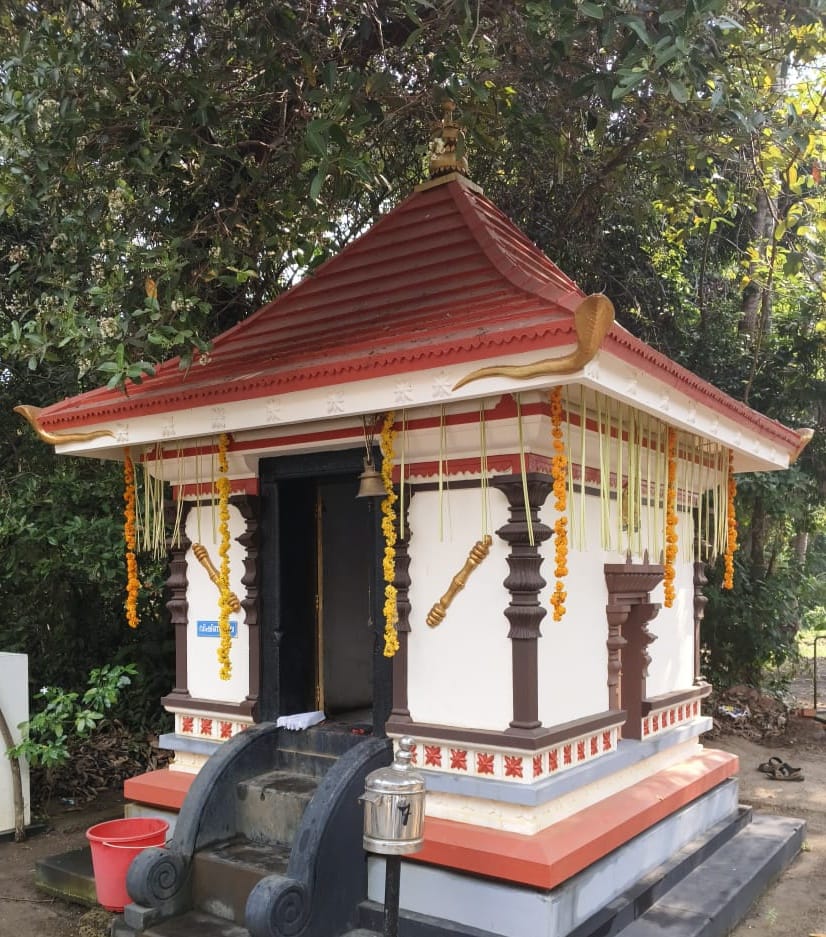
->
xmin=123 ymin=450 xmax=140 ymax=629
xmin=550 ymin=388 xmax=568 ymax=621
xmin=380 ymin=412 xmax=400 ymax=657
xmin=722 ymin=450 xmax=737 ymax=590
xmin=664 ymin=427 xmax=678 ymax=609
xmin=216 ymin=433 xmax=233 ymax=681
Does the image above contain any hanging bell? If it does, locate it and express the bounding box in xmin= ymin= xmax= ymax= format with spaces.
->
xmin=356 ymin=458 xmax=386 ymax=499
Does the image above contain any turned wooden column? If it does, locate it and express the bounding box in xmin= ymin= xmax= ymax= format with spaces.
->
xmin=235 ymin=495 xmax=261 ymax=717
xmin=391 ymin=487 xmax=413 ymax=723
xmin=693 ymin=561 xmax=709 ymax=686
xmin=166 ymin=502 xmax=193 ymax=698
xmin=492 ymin=474 xmax=553 ymax=731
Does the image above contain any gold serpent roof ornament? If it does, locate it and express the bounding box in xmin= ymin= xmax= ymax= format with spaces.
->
xmin=452 ymin=293 xmax=615 ymax=391
xmin=13 ymin=404 xmax=115 ymax=445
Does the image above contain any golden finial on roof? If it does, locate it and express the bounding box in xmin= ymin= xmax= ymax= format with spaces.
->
xmin=429 ymin=100 xmax=469 ymax=179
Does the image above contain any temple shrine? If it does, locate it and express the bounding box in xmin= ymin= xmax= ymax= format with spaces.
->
xmin=20 ymin=105 xmax=809 ymax=937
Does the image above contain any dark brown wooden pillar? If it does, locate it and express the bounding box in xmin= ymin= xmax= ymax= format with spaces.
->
xmin=693 ymin=561 xmax=709 ymax=686
xmin=235 ymin=494 xmax=261 ymax=717
xmin=492 ymin=474 xmax=553 ymax=732
xmin=166 ymin=502 xmax=192 ymax=698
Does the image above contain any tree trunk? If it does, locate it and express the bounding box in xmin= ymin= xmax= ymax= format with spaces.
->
xmin=740 ymin=188 xmax=772 ymax=337
xmin=0 ymin=703 xmax=26 ymax=842
xmin=750 ymin=496 xmax=768 ymax=580
xmin=793 ymin=530 xmax=809 ymax=565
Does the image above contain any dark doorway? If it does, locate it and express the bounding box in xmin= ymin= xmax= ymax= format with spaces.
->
xmin=319 ymin=478 xmax=374 ymax=714
xmin=259 ymin=450 xmax=390 ymax=732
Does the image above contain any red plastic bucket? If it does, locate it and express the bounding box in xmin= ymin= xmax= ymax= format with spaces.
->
xmin=86 ymin=817 xmax=169 ymax=911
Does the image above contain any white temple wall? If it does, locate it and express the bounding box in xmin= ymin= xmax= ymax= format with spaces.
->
xmin=647 ymin=559 xmax=695 ymax=696
xmin=185 ymin=502 xmax=250 ymax=703
xmin=407 ymin=486 xmax=513 ymax=731
xmin=538 ymin=494 xmax=609 ymax=726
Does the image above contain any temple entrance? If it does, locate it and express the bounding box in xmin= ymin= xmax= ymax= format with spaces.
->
xmin=259 ymin=451 xmax=388 ymax=729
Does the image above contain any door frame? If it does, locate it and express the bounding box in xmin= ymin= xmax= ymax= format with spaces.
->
xmin=259 ymin=448 xmax=391 ymax=736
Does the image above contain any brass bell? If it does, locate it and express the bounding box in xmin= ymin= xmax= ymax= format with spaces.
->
xmin=356 ymin=458 xmax=386 ymax=499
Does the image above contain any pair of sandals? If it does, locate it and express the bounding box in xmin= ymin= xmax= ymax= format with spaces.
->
xmin=757 ymin=755 xmax=804 ymax=781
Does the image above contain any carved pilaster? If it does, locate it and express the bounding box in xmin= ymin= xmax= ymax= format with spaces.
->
xmin=235 ymin=495 xmax=260 ymax=717
xmin=604 ymin=553 xmax=663 ymax=740
xmin=492 ymin=474 xmax=553 ymax=731
xmin=605 ymin=603 xmax=630 ymax=712
xmin=165 ymin=502 xmax=192 ymax=697
xmin=693 ymin=561 xmax=709 ymax=686
xmin=391 ymin=487 xmax=413 ymax=723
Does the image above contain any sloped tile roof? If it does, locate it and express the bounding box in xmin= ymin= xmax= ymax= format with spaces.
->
xmin=39 ymin=177 xmax=584 ymax=430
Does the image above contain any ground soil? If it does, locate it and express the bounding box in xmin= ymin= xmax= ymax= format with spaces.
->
xmin=2 ymin=674 xmax=826 ymax=937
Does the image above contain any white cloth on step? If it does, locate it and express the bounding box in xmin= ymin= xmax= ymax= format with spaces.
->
xmin=275 ymin=710 xmax=326 ymax=731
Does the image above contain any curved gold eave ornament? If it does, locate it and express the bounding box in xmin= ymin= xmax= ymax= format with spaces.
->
xmin=452 ymin=293 xmax=615 ymax=391
xmin=13 ymin=404 xmax=116 ymax=445
xmin=789 ymin=427 xmax=814 ymax=465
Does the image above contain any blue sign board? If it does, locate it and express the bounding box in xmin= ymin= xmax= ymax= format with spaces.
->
xmin=196 ymin=620 xmax=238 ymax=638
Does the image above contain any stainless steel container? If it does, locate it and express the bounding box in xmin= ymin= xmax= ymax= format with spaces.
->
xmin=360 ymin=737 xmax=425 ymax=855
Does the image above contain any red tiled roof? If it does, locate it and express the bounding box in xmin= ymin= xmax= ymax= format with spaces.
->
xmin=34 ymin=175 xmax=802 ymax=455
xmin=39 ymin=177 xmax=583 ymax=430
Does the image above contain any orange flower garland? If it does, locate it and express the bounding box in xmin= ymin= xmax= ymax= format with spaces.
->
xmin=123 ymin=450 xmax=140 ymax=629
xmin=216 ymin=433 xmax=233 ymax=680
xmin=664 ymin=428 xmax=678 ymax=608
xmin=380 ymin=412 xmax=400 ymax=657
xmin=722 ymin=450 xmax=737 ymax=590
xmin=550 ymin=388 xmax=568 ymax=622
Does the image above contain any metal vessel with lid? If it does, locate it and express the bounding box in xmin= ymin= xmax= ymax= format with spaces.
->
xmin=360 ymin=736 xmax=425 ymax=855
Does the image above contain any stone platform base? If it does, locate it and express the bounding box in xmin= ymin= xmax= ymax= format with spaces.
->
xmin=359 ymin=809 xmax=804 ymax=937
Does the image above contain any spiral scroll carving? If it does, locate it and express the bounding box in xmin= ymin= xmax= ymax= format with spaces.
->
xmin=126 ymin=846 xmax=188 ymax=906
xmin=246 ymin=874 xmax=310 ymax=937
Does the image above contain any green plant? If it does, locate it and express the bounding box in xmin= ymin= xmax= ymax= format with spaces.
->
xmin=8 ymin=664 xmax=137 ymax=769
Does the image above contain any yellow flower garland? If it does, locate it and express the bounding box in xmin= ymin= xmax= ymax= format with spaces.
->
xmin=664 ymin=427 xmax=678 ymax=608
xmin=380 ymin=412 xmax=400 ymax=657
xmin=123 ymin=450 xmax=140 ymax=629
xmin=550 ymin=388 xmax=568 ymax=622
xmin=722 ymin=450 xmax=737 ymax=590
xmin=216 ymin=433 xmax=233 ymax=680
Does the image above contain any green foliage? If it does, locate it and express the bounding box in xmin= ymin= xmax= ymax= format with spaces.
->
xmin=7 ymin=664 xmax=137 ymax=768
xmin=0 ymin=0 xmax=823 ymax=692
xmin=703 ymin=553 xmax=803 ymax=686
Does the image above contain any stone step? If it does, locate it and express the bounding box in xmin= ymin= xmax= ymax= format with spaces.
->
xmin=568 ymin=804 xmax=754 ymax=937
xmin=277 ymin=724 xmax=368 ymax=757
xmin=616 ymin=813 xmax=805 ymax=937
xmin=192 ymin=837 xmax=291 ymax=923
xmin=236 ymin=769 xmax=318 ymax=845
xmin=34 ymin=844 xmax=98 ymax=907
xmin=275 ymin=745 xmax=338 ymax=778
xmin=134 ymin=908 xmax=251 ymax=936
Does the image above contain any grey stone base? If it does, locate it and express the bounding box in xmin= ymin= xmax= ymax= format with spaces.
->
xmin=124 ymin=802 xmax=180 ymax=837
xmin=368 ymin=777 xmax=739 ymax=937
xmin=358 ymin=802 xmax=804 ymax=937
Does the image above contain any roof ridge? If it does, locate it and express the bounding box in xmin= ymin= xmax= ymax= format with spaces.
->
xmin=445 ymin=182 xmax=583 ymax=311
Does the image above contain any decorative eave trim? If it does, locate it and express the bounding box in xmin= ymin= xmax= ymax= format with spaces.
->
xmin=37 ymin=318 xmax=578 ymax=431
xmin=604 ymin=329 xmax=800 ymax=451
xmin=37 ymin=325 xmax=800 ymax=472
